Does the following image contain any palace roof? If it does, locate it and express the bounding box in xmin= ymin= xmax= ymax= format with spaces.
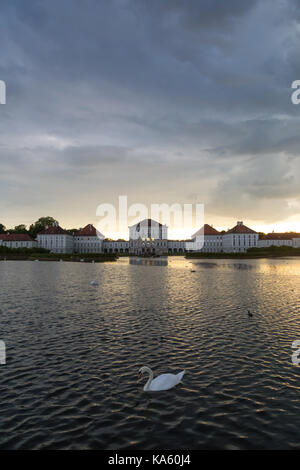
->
xmin=192 ymin=224 xmax=221 ymax=238
xmin=75 ymin=224 xmax=104 ymax=238
xmin=38 ymin=224 xmax=69 ymax=235
xmin=0 ymin=233 xmax=33 ymax=241
xmin=226 ymin=222 xmax=257 ymax=235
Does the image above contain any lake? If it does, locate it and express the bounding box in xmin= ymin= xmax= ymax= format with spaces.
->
xmin=0 ymin=257 xmax=300 ymax=449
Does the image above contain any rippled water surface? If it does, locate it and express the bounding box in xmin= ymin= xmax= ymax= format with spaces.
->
xmin=1 ymin=257 xmax=300 ymax=449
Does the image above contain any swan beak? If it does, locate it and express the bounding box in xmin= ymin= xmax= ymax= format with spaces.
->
xmin=138 ymin=372 xmax=142 ymax=379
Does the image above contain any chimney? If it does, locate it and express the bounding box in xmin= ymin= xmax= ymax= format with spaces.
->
xmin=237 ymin=221 xmax=243 ymax=226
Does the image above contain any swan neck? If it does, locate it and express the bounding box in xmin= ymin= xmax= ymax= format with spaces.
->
xmin=144 ymin=367 xmax=153 ymax=391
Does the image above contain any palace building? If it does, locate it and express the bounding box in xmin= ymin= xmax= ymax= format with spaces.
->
xmin=74 ymin=224 xmax=104 ymax=253
xmin=37 ymin=223 xmax=73 ymax=253
xmin=186 ymin=224 xmax=223 ymax=253
xmin=0 ymin=233 xmax=37 ymax=249
xmin=222 ymin=221 xmax=259 ymax=253
xmin=129 ymin=219 xmax=168 ymax=256
xmin=4 ymin=219 xmax=300 ymax=255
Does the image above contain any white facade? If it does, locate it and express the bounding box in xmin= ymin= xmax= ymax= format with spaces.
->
xmin=4 ymin=240 xmax=37 ymax=249
xmin=129 ymin=219 xmax=168 ymax=241
xmin=168 ymin=240 xmax=186 ymax=253
xmin=103 ymin=240 xmax=129 ymax=253
xmin=258 ymin=238 xmax=292 ymax=248
xmin=37 ymin=234 xmax=73 ymax=253
xmin=74 ymin=237 xmax=103 ymax=253
xmin=185 ymin=225 xmax=223 ymax=252
xmin=293 ymin=237 xmax=300 ymax=248
xmin=186 ymin=235 xmax=223 ymax=252
xmin=0 ymin=235 xmax=37 ymax=249
xmin=257 ymin=234 xmax=300 ymax=248
xmin=185 ymin=222 xmax=258 ymax=253
xmin=222 ymin=233 xmax=259 ymax=253
xmin=129 ymin=219 xmax=168 ymax=255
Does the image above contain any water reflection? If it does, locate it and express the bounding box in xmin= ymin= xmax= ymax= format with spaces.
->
xmin=185 ymin=258 xmax=300 ymax=275
xmin=228 ymin=263 xmax=255 ymax=270
xmin=129 ymin=257 xmax=168 ymax=266
xmin=1 ymin=257 xmax=300 ymax=450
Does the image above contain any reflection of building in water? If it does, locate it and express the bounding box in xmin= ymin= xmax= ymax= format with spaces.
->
xmin=129 ymin=219 xmax=168 ymax=256
xmin=129 ymin=257 xmax=168 ymax=266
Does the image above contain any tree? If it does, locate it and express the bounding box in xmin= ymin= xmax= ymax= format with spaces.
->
xmin=0 ymin=224 xmax=6 ymax=233
xmin=29 ymin=217 xmax=58 ymax=239
xmin=10 ymin=224 xmax=28 ymax=234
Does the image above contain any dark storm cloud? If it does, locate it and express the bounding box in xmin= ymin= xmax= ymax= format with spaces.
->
xmin=0 ymin=0 xmax=300 ymax=228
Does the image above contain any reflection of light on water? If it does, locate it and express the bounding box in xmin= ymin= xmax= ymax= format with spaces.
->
xmin=167 ymin=257 xmax=300 ymax=276
xmin=1 ymin=257 xmax=300 ymax=449
xmin=119 ymin=256 xmax=300 ymax=275
xmin=129 ymin=257 xmax=168 ymax=266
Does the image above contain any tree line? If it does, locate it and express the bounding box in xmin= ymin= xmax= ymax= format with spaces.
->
xmin=0 ymin=217 xmax=80 ymax=239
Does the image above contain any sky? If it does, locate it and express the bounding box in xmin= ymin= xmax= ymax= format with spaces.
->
xmin=1 ymin=0 xmax=300 ymax=239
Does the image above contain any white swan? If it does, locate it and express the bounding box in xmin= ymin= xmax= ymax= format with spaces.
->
xmin=138 ymin=366 xmax=185 ymax=391
xmin=90 ymin=280 xmax=99 ymax=286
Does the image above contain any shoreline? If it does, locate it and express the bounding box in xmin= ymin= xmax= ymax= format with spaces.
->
xmin=0 ymin=254 xmax=118 ymax=262
xmin=185 ymin=253 xmax=300 ymax=259
xmin=1 ymin=253 xmax=300 ymax=261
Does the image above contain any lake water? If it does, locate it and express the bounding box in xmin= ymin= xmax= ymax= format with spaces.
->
xmin=0 ymin=257 xmax=300 ymax=450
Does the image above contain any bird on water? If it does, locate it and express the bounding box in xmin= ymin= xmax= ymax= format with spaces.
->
xmin=138 ymin=366 xmax=185 ymax=391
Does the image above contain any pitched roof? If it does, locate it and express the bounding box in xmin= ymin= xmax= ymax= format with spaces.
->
xmin=0 ymin=233 xmax=33 ymax=241
xmin=75 ymin=224 xmax=104 ymax=238
xmin=226 ymin=222 xmax=257 ymax=235
xmin=104 ymin=238 xmax=128 ymax=242
xmin=192 ymin=224 xmax=220 ymax=238
xmin=38 ymin=224 xmax=69 ymax=235
xmin=130 ymin=218 xmax=163 ymax=229
xmin=260 ymin=233 xmax=300 ymax=240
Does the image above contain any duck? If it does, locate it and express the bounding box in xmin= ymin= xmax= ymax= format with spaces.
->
xmin=248 ymin=309 xmax=253 ymax=317
xmin=90 ymin=280 xmax=99 ymax=286
xmin=138 ymin=366 xmax=185 ymax=391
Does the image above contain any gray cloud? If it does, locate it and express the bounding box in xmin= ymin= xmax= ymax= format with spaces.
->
xmin=0 ymin=0 xmax=300 ymax=231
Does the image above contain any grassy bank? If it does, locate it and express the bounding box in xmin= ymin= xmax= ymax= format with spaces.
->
xmin=0 ymin=247 xmax=118 ymax=262
xmin=186 ymin=246 xmax=300 ymax=259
